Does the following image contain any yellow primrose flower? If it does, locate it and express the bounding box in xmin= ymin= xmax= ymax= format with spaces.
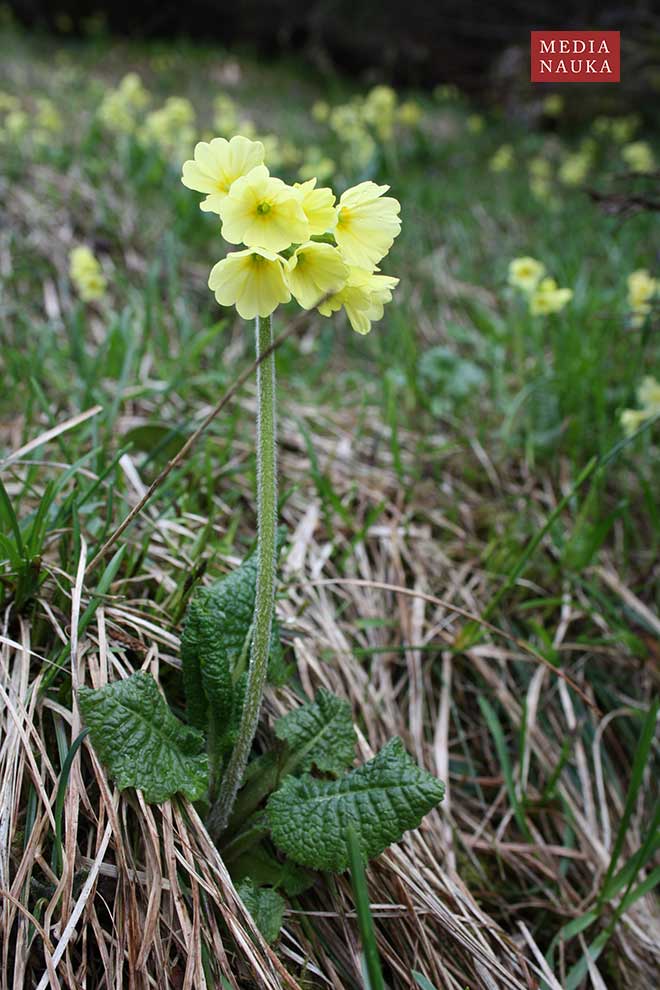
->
xmin=628 ymin=269 xmax=656 ymax=309
xmin=397 ymin=100 xmax=422 ymax=127
xmin=434 ymin=84 xmax=459 ymax=102
xmin=0 ymin=92 xmax=19 ymax=113
xmin=219 ymin=164 xmax=309 ymax=253
xmin=628 ymin=268 xmax=657 ymax=326
xmin=508 ymin=257 xmax=545 ymax=292
xmin=610 ymin=116 xmax=639 ymax=143
xmin=490 ymin=145 xmax=514 ymax=173
xmin=559 ymin=152 xmax=590 ymax=186
xmin=181 ymin=135 xmax=265 ymax=214
xmin=358 ymin=269 xmax=400 ymax=322
xmin=285 ymin=242 xmax=348 ymax=309
xmin=334 ymin=181 xmax=401 ymax=270
xmin=5 ymin=110 xmax=27 ymax=137
xmin=529 ymin=277 xmax=573 ymax=315
xmin=312 ymin=100 xmax=330 ymax=122
xmin=622 ymin=141 xmax=655 ymax=175
xmin=69 ymin=246 xmax=107 ymax=302
xmin=294 ymin=178 xmax=338 ymax=235
xmin=208 ymin=247 xmax=290 ymax=319
xmin=620 ymin=408 xmax=648 ymax=435
xmin=620 ymin=376 xmax=660 ymax=434
xmin=213 ymin=94 xmax=238 ymax=136
xmin=529 ymin=157 xmax=551 ymax=180
xmin=638 ymin=376 xmax=660 ymax=409
xmin=530 ymin=177 xmax=553 ymax=203
xmin=98 ymin=91 xmax=136 ymax=134
xmin=238 ymin=118 xmax=257 ymax=140
xmin=317 ymin=267 xmax=399 ymax=335
xmin=543 ymin=94 xmax=563 ymax=117
xmin=118 ymin=72 xmax=150 ymax=109
xmin=298 ymin=154 xmax=335 ymax=182
xmin=35 ymin=98 xmax=62 ymax=132
xmin=141 ymin=97 xmax=196 ymax=157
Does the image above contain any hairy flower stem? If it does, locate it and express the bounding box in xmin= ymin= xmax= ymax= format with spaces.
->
xmin=208 ymin=314 xmax=277 ymax=839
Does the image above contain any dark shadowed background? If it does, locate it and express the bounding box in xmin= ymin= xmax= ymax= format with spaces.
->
xmin=6 ymin=0 xmax=659 ymax=97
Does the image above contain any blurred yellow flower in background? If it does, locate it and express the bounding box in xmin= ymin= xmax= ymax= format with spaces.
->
xmin=628 ymin=269 xmax=657 ymax=326
xmin=69 ymin=246 xmax=106 ymax=302
xmin=397 ymin=100 xmax=422 ymax=127
xmin=311 ymin=100 xmax=330 ymax=122
xmin=529 ymin=278 xmax=573 ymax=315
xmin=558 ymin=151 xmax=590 ymax=186
xmin=298 ymin=151 xmax=335 ymax=182
xmin=542 ymin=94 xmax=563 ymax=117
xmin=620 ymin=376 xmax=660 ymax=435
xmin=98 ymin=72 xmax=150 ymax=134
xmin=622 ymin=141 xmax=655 ymax=174
xmin=508 ymin=257 xmax=545 ymax=292
xmin=140 ymin=96 xmax=196 ymax=158
xmin=489 ymin=144 xmax=513 ymax=173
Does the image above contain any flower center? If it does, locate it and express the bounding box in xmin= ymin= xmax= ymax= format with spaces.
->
xmin=337 ymin=207 xmax=350 ymax=226
xmin=256 ymin=201 xmax=272 ymax=215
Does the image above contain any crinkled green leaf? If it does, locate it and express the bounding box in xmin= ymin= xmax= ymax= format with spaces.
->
xmin=267 ymin=617 xmax=293 ymax=686
xmin=267 ymin=737 xmax=444 ymax=872
xmin=236 ymin=878 xmax=285 ymax=944
xmin=204 ymin=554 xmax=280 ymax=671
xmin=79 ymin=672 xmax=208 ymax=804
xmin=180 ymin=552 xmax=287 ymax=730
xmin=180 ymin=596 xmax=212 ymax=730
xmin=214 ymin=670 xmax=247 ymax=761
xmin=231 ymin=845 xmax=315 ymax=897
xmin=275 ymin=688 xmax=357 ymax=774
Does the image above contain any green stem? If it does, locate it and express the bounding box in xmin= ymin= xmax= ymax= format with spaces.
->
xmin=208 ymin=314 xmax=277 ymax=839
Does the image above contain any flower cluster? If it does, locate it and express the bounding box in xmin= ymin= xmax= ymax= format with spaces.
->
xmin=591 ymin=114 xmax=640 ymax=143
xmin=508 ymin=257 xmax=572 ymax=315
xmin=558 ymin=147 xmax=592 ymax=187
xmin=69 ymin=246 xmax=106 ymax=302
xmin=628 ymin=269 xmax=657 ymax=328
xmin=0 ymin=92 xmax=62 ymax=147
xmin=181 ymin=135 xmax=400 ymax=330
xmin=97 ymin=72 xmax=150 ymax=135
xmin=140 ymin=97 xmax=196 ymax=157
xmin=620 ymin=377 xmax=660 ymax=435
xmin=528 ymin=156 xmax=553 ymax=203
xmin=312 ymin=85 xmax=423 ymax=175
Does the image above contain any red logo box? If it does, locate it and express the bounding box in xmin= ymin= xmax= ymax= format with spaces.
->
xmin=531 ymin=31 xmax=620 ymax=82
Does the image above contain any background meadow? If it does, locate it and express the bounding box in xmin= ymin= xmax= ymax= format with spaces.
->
xmin=0 ymin=9 xmax=659 ymax=990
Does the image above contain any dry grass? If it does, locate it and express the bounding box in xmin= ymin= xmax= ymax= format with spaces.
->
xmin=1 ymin=376 xmax=658 ymax=990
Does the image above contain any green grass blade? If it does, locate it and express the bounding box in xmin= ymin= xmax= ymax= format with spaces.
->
xmin=478 ymin=696 xmax=531 ymax=841
xmin=51 ymin=728 xmax=89 ymax=876
xmin=599 ymin=697 xmax=659 ymax=904
xmin=347 ymin=825 xmax=386 ymax=990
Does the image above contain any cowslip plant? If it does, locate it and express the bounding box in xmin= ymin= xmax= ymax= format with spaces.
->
xmin=79 ymin=132 xmax=444 ymax=943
